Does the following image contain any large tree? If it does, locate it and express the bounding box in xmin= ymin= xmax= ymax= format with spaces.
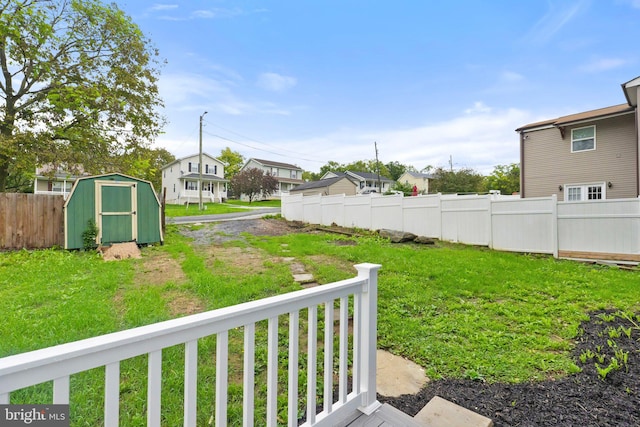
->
xmin=430 ymin=166 xmax=484 ymax=194
xmin=230 ymin=167 xmax=278 ymax=203
xmin=0 ymin=0 xmax=164 ymax=191
xmin=218 ymin=147 xmax=244 ymax=181
xmin=483 ymin=163 xmax=520 ymax=195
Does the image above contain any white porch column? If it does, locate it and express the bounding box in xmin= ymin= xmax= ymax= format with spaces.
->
xmin=355 ymin=263 xmax=382 ymax=415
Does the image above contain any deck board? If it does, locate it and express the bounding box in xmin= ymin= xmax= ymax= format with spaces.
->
xmin=339 ymin=403 xmax=424 ymax=427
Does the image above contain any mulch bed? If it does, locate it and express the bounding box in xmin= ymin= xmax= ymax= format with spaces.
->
xmin=380 ymin=309 xmax=640 ymax=426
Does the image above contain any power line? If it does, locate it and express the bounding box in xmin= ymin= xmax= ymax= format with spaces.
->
xmin=202 ymin=129 xmax=325 ymax=164
xmin=202 ymin=118 xmax=326 ymax=163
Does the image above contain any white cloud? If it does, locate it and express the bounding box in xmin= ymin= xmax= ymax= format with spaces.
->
xmin=525 ymin=0 xmax=588 ymax=45
xmin=257 ymin=73 xmax=298 ymax=92
xmin=266 ymin=105 xmax=534 ymax=174
xmin=465 ymin=101 xmax=492 ymax=114
xmin=149 ymin=4 xmax=178 ymax=11
xmin=579 ymin=57 xmax=628 ymax=72
xmin=501 ymin=71 xmax=525 ymax=83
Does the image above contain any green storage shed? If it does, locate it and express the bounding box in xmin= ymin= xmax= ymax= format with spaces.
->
xmin=64 ymin=173 xmax=163 ymax=249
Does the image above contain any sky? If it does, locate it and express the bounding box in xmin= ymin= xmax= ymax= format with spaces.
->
xmin=116 ymin=0 xmax=640 ymax=174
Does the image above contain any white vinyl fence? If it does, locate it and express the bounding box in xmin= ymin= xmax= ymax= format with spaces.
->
xmin=282 ymin=193 xmax=640 ymax=262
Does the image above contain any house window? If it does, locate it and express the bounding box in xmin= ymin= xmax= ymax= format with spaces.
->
xmin=185 ymin=181 xmax=198 ymax=191
xmin=205 ymin=164 xmax=209 ymax=174
xmin=214 ymin=165 xmax=217 ymax=175
xmin=565 ymin=183 xmax=605 ymax=201
xmin=291 ymin=170 xmax=297 ymax=179
xmin=571 ymin=126 xmax=595 ymax=152
xmin=271 ymin=167 xmax=278 ymax=175
xmin=173 ymin=183 xmax=175 ymax=193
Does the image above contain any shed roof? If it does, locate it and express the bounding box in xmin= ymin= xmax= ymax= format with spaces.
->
xmin=291 ymin=176 xmax=353 ymax=191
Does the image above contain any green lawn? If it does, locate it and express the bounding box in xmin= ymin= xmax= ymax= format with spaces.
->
xmin=164 ymin=199 xmax=281 ymax=217
xmin=1 ymin=224 xmax=638 ymax=425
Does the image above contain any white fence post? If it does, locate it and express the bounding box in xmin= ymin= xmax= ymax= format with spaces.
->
xmin=551 ymin=194 xmax=558 ymax=258
xmin=355 ymin=263 xmax=382 ymax=415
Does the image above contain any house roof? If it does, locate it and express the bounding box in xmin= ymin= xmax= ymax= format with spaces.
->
xmin=290 ymin=176 xmax=354 ymax=191
xmin=346 ymin=171 xmax=395 ymax=182
xmin=180 ymin=173 xmax=228 ymax=182
xmin=622 ymin=75 xmax=640 ymax=107
xmin=516 ymin=103 xmax=634 ymax=132
xmin=248 ymin=158 xmax=303 ymax=171
xmin=161 ymin=153 xmax=225 ymax=170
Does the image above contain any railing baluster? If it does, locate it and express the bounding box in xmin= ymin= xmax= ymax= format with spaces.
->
xmin=353 ymin=293 xmax=361 ymax=396
xmin=323 ymin=301 xmax=334 ymax=414
xmin=216 ymin=331 xmax=228 ymax=427
xmin=339 ymin=296 xmax=348 ymax=403
xmin=53 ymin=376 xmax=69 ymax=404
xmin=266 ymin=316 xmax=278 ymax=427
xmin=184 ymin=340 xmax=198 ymax=427
xmin=287 ymin=311 xmax=299 ymax=427
xmin=307 ymin=305 xmax=318 ymax=425
xmin=243 ymin=323 xmax=255 ymax=427
xmin=148 ymin=350 xmax=162 ymax=427
xmin=105 ymin=362 xmax=120 ymax=427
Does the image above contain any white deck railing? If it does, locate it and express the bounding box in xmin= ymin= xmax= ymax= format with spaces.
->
xmin=0 ymin=263 xmax=381 ymax=426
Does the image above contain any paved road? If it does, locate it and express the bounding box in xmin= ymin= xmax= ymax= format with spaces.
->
xmin=167 ymin=207 xmax=281 ymax=225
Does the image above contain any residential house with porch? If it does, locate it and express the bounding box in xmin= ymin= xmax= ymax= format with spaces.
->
xmin=239 ymin=158 xmax=304 ymax=199
xmin=33 ymin=164 xmax=89 ymax=199
xmin=161 ymin=153 xmax=227 ymax=204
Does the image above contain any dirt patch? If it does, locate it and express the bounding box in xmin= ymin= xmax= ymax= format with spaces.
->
xmin=165 ymin=290 xmax=206 ymax=316
xmin=380 ymin=309 xmax=640 ymax=427
xmin=180 ymin=219 xmax=307 ymax=245
xmin=100 ymin=242 xmax=141 ymax=261
xmin=135 ymin=252 xmax=187 ymax=286
xmin=205 ymin=245 xmax=269 ymax=274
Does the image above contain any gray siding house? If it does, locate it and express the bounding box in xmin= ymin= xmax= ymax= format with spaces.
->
xmin=517 ymin=76 xmax=640 ymax=201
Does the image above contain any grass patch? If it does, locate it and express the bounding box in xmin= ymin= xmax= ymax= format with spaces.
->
xmin=2 ymin=225 xmax=640 ymax=425
xmin=164 ymin=199 xmax=281 ymax=217
xmin=246 ymin=232 xmax=640 ymax=383
xmin=164 ymin=202 xmax=247 ymax=217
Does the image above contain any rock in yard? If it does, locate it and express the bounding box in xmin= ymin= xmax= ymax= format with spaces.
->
xmin=379 ymin=229 xmax=417 ymax=243
xmin=414 ymin=235 xmax=436 ymax=245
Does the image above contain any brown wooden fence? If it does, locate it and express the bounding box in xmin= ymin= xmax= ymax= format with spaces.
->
xmin=0 ymin=193 xmax=65 ymax=250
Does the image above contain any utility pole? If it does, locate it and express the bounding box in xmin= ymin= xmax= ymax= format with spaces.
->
xmin=199 ymin=111 xmax=208 ymax=210
xmin=449 ymin=155 xmax=453 ymax=171
xmin=375 ymin=141 xmax=381 ymax=193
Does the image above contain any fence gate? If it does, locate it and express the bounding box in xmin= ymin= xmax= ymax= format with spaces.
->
xmin=95 ymin=180 xmax=138 ymax=245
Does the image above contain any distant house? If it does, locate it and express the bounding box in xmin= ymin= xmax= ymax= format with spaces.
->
xmin=517 ymin=75 xmax=640 ymax=201
xmin=289 ymin=176 xmax=358 ymax=196
xmin=321 ymin=171 xmax=396 ymax=194
xmin=239 ymin=158 xmax=304 ymax=199
xmin=398 ymin=171 xmax=433 ymax=194
xmin=34 ymin=164 xmax=89 ymax=199
xmin=161 ymin=153 xmax=227 ymax=204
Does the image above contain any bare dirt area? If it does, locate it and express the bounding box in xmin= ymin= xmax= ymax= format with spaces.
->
xmin=179 ymin=218 xmax=307 ymax=245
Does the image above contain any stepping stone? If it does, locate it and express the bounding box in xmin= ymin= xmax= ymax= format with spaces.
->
xmin=293 ymin=273 xmax=314 ymax=283
xmin=414 ymin=396 xmax=493 ymax=427
xmin=281 ymin=257 xmax=295 ymax=262
xmin=376 ymin=350 xmax=428 ymax=397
